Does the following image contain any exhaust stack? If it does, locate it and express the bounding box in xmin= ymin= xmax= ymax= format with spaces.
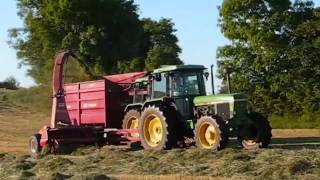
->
xmin=226 ymin=68 xmax=232 ymax=94
xmin=210 ymin=64 xmax=215 ymax=95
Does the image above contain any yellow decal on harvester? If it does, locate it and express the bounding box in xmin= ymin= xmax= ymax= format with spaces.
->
xmin=83 ymin=103 xmax=97 ymax=108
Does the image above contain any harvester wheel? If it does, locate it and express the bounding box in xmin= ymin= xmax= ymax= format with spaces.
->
xmin=29 ymin=134 xmax=41 ymax=155
xmin=122 ymin=109 xmax=140 ymax=138
xmin=139 ymin=106 xmax=175 ymax=150
xmin=239 ymin=112 xmax=272 ymax=150
xmin=194 ymin=116 xmax=228 ymax=150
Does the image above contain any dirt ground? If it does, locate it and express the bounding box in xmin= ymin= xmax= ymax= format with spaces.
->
xmin=1 ymin=100 xmax=320 ymax=179
xmin=272 ymin=129 xmax=320 ymax=138
xmin=0 ymin=101 xmax=50 ymax=154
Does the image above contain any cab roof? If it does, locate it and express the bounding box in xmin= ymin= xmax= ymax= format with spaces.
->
xmin=153 ymin=65 xmax=206 ymax=73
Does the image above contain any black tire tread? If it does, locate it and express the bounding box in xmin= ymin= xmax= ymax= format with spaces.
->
xmin=194 ymin=116 xmax=228 ymax=150
xmin=29 ymin=133 xmax=41 ymax=155
xmin=139 ymin=105 xmax=176 ymax=150
xmin=248 ymin=112 xmax=272 ymax=148
xmin=122 ymin=109 xmax=140 ymax=129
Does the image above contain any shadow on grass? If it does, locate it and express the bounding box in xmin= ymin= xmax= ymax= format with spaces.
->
xmin=270 ymin=137 xmax=320 ymax=150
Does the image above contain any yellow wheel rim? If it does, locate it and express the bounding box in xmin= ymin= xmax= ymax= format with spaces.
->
xmin=198 ymin=122 xmax=218 ymax=149
xmin=143 ymin=114 xmax=163 ymax=147
xmin=126 ymin=117 xmax=139 ymax=138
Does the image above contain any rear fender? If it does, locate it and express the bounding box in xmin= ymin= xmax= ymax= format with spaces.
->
xmin=124 ymin=103 xmax=143 ymax=112
xmin=142 ymin=96 xmax=175 ymax=109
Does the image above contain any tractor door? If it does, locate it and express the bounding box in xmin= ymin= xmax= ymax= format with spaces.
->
xmin=171 ymin=71 xmax=206 ymax=122
xmin=152 ymin=73 xmax=170 ymax=98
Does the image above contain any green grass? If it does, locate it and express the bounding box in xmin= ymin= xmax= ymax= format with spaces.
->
xmin=0 ymin=86 xmax=52 ymax=114
xmin=0 ymin=89 xmax=50 ymax=154
xmin=269 ymin=113 xmax=320 ymax=129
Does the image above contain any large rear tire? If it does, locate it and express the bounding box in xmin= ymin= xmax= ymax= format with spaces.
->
xmin=122 ymin=109 xmax=140 ymax=138
xmin=194 ymin=116 xmax=228 ymax=150
xmin=239 ymin=112 xmax=272 ymax=150
xmin=29 ymin=134 xmax=41 ymax=155
xmin=138 ymin=106 xmax=176 ymax=150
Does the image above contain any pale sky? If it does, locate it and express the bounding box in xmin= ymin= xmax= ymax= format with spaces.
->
xmin=0 ymin=0 xmax=319 ymax=90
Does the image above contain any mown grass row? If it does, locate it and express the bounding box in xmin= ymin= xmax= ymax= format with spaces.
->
xmin=0 ymin=147 xmax=320 ymax=179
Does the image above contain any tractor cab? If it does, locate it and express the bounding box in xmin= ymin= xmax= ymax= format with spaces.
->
xmin=149 ymin=65 xmax=207 ymax=121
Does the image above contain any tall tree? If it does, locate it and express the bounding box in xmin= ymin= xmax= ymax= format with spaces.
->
xmin=9 ymin=0 xmax=182 ymax=84
xmin=218 ymin=0 xmax=320 ymax=114
xmin=117 ymin=18 xmax=183 ymax=72
xmin=143 ymin=18 xmax=182 ymax=71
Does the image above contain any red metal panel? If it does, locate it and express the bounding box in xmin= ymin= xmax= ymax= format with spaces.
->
xmin=64 ymin=84 xmax=80 ymax=125
xmin=63 ymin=72 xmax=146 ymax=129
xmin=64 ymin=80 xmax=106 ymax=126
xmin=81 ymin=109 xmax=106 ymax=124
xmin=80 ymin=80 xmax=105 ymax=90
xmin=65 ymin=93 xmax=78 ymax=102
xmin=64 ymin=84 xmax=79 ymax=92
xmin=80 ymin=91 xmax=105 ymax=100
xmin=104 ymin=72 xmax=146 ymax=84
xmin=79 ymin=80 xmax=106 ymax=125
xmin=80 ymin=98 xmax=105 ymax=125
xmin=80 ymin=99 xmax=105 ymax=109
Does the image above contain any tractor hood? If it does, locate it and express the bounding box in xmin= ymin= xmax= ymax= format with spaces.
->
xmin=193 ymin=93 xmax=247 ymax=106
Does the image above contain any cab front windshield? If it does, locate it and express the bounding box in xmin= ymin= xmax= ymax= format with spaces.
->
xmin=172 ymin=71 xmax=205 ymax=96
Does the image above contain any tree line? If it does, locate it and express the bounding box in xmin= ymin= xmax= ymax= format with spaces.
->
xmin=8 ymin=0 xmax=182 ymax=85
xmin=218 ymin=0 xmax=320 ymax=115
xmin=9 ymin=0 xmax=320 ymax=116
xmin=0 ymin=76 xmax=20 ymax=90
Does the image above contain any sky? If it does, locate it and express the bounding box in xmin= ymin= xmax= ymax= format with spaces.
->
xmin=0 ymin=0 xmax=319 ymax=90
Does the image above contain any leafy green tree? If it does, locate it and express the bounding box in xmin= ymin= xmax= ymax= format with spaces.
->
xmin=143 ymin=18 xmax=183 ymax=71
xmin=9 ymin=0 xmax=182 ymax=84
xmin=218 ymin=0 xmax=320 ymax=115
xmin=117 ymin=18 xmax=183 ymax=72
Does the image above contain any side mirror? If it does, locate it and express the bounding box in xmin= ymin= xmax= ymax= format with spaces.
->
xmin=204 ymin=72 xmax=209 ymax=80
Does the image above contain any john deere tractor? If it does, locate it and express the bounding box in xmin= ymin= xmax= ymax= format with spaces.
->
xmin=123 ymin=65 xmax=272 ymax=150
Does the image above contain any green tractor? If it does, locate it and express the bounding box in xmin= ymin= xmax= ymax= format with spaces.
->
xmin=123 ymin=65 xmax=272 ymax=150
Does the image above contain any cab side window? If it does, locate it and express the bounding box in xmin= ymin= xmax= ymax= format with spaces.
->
xmin=153 ymin=73 xmax=167 ymax=98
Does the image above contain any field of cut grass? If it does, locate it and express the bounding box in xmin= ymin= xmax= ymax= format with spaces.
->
xmin=1 ymin=90 xmax=320 ymax=179
xmin=1 ymin=146 xmax=320 ymax=179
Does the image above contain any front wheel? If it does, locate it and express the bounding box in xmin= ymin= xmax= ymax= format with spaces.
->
xmin=194 ymin=116 xmax=228 ymax=150
xmin=238 ymin=112 xmax=272 ymax=150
